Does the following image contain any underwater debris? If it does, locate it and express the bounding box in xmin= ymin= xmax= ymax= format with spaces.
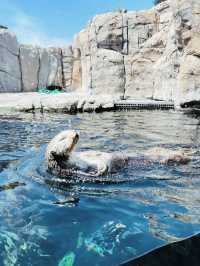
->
xmin=58 ymin=252 xmax=76 ymax=266
xmin=0 ymin=182 xmax=26 ymax=192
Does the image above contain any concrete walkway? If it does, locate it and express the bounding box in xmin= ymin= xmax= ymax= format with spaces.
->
xmin=0 ymin=92 xmax=175 ymax=113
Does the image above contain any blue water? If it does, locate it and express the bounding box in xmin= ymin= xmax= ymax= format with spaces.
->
xmin=0 ymin=111 xmax=200 ymax=266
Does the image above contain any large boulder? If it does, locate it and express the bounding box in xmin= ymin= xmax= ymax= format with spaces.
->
xmin=90 ymin=11 xmax=128 ymax=54
xmin=125 ymin=1 xmax=172 ymax=99
xmin=90 ymin=49 xmax=125 ymax=95
xmin=0 ymin=29 xmax=21 ymax=92
xmin=38 ymin=48 xmax=50 ymax=89
xmin=72 ymin=0 xmax=200 ymax=106
xmin=19 ymin=45 xmax=40 ymax=92
xmin=125 ymin=49 xmax=163 ymax=99
xmin=176 ymin=0 xmax=200 ymax=105
xmin=20 ymin=45 xmax=64 ymax=92
xmin=73 ymin=25 xmax=93 ymax=92
xmin=45 ymin=47 xmax=63 ymax=88
xmin=62 ymin=46 xmax=74 ymax=89
xmin=73 ymin=1 xmax=173 ymax=99
xmin=153 ymin=0 xmax=200 ymax=105
xmin=71 ymin=48 xmax=82 ymax=90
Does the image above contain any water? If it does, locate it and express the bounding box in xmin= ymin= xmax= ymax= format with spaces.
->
xmin=0 ymin=110 xmax=199 ymax=266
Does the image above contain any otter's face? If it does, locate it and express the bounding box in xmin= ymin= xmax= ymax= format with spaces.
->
xmin=46 ymin=130 xmax=79 ymax=159
xmin=68 ymin=131 xmax=79 ymax=151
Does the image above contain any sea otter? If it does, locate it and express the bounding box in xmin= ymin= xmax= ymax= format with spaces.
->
xmin=45 ymin=130 xmax=192 ymax=178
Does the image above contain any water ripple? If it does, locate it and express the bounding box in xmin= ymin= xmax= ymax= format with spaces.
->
xmin=0 ymin=111 xmax=199 ymax=266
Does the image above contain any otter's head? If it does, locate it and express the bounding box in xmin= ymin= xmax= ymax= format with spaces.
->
xmin=46 ymin=130 xmax=79 ymax=163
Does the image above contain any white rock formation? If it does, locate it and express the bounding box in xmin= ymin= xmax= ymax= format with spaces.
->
xmin=20 ymin=46 xmax=64 ymax=92
xmin=0 ymin=31 xmax=73 ymax=93
xmin=71 ymin=48 xmax=82 ymax=90
xmin=0 ymin=0 xmax=200 ymax=108
xmin=45 ymin=47 xmax=63 ymax=88
xmin=73 ymin=0 xmax=200 ymax=106
xmin=176 ymin=0 xmax=200 ymax=106
xmin=0 ymin=29 xmax=21 ymax=92
xmin=20 ymin=45 xmax=40 ymax=92
xmin=90 ymin=49 xmax=125 ymax=95
xmin=62 ymin=46 xmax=73 ymax=89
xmin=73 ymin=2 xmax=173 ymax=99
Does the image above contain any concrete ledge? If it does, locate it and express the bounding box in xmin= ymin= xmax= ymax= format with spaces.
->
xmin=0 ymin=92 xmax=116 ymax=113
xmin=0 ymin=93 xmax=175 ymax=113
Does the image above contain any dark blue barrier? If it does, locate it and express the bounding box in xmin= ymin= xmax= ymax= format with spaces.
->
xmin=120 ymin=233 xmax=200 ymax=266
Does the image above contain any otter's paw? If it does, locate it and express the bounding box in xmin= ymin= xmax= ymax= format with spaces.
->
xmin=160 ymin=150 xmax=192 ymax=165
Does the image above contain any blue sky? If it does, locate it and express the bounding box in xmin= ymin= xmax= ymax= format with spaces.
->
xmin=0 ymin=0 xmax=154 ymax=46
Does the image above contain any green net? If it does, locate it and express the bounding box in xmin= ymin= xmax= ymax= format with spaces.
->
xmin=38 ymin=88 xmax=64 ymax=94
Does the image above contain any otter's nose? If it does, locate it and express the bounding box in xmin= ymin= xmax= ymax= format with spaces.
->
xmin=75 ymin=133 xmax=79 ymax=143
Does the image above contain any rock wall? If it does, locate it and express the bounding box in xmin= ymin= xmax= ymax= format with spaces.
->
xmin=1 ymin=0 xmax=200 ymax=107
xmin=176 ymin=0 xmax=200 ymax=105
xmin=73 ymin=1 xmax=175 ymax=100
xmin=20 ymin=45 xmax=71 ymax=92
xmin=0 ymin=29 xmax=74 ymax=93
xmin=73 ymin=0 xmax=200 ymax=105
xmin=0 ymin=29 xmax=21 ymax=92
xmin=73 ymin=2 xmax=173 ymax=98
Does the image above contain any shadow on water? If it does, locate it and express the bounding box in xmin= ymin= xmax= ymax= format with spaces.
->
xmin=0 ymin=111 xmax=200 ymax=266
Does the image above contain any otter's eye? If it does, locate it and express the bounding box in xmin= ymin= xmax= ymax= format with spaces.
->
xmin=51 ymin=151 xmax=56 ymax=157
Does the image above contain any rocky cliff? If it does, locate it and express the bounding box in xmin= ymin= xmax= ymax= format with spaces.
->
xmin=0 ymin=0 xmax=200 ymax=107
xmin=0 ymin=29 xmax=21 ymax=92
xmin=73 ymin=0 xmax=200 ymax=106
xmin=0 ymin=28 xmax=75 ymax=93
